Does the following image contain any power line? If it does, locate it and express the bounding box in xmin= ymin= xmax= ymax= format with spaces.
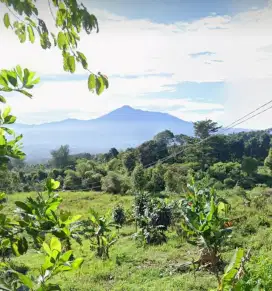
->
xmin=143 ymin=101 xmax=272 ymax=169
xmin=221 ymin=99 xmax=272 ymax=132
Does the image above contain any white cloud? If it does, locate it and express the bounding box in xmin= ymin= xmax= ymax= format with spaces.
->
xmin=6 ymin=77 xmax=223 ymax=124
xmin=1 ymin=2 xmax=272 ymax=127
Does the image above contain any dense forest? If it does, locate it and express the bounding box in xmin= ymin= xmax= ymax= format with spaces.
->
xmin=2 ymin=120 xmax=272 ymax=195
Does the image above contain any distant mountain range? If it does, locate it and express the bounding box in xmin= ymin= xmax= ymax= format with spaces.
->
xmin=10 ymin=105 xmax=250 ymax=163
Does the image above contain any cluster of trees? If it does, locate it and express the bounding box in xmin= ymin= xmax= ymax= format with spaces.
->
xmin=2 ymin=121 xmax=271 ymax=194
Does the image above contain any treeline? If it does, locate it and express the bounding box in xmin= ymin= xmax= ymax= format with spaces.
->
xmin=1 ymin=120 xmax=272 ymax=194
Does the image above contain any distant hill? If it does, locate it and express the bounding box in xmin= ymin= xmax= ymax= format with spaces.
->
xmin=10 ymin=105 xmax=249 ymax=162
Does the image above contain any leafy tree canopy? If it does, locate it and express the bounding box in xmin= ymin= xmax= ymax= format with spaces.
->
xmin=194 ymin=119 xmax=221 ymax=139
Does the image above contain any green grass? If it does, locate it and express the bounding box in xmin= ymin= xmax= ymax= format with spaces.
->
xmin=5 ymin=188 xmax=272 ymax=290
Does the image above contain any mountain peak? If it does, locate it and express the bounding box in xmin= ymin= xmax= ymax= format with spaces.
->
xmin=119 ymin=105 xmax=134 ymax=110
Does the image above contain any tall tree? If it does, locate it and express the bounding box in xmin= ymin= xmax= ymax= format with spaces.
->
xmin=153 ymin=130 xmax=174 ymax=145
xmin=193 ymin=120 xmax=221 ymax=139
xmin=50 ymin=145 xmax=70 ymax=168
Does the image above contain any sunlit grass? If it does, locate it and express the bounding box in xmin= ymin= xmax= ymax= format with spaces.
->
xmin=6 ymin=188 xmax=272 ymax=290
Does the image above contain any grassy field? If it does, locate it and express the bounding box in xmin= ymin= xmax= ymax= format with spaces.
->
xmin=5 ymin=188 xmax=272 ymax=291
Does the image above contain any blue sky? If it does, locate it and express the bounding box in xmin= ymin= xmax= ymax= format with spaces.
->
xmin=91 ymin=0 xmax=267 ymax=23
xmin=1 ymin=0 xmax=272 ymax=128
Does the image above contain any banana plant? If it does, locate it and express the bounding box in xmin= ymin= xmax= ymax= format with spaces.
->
xmin=82 ymin=209 xmax=117 ymax=259
xmin=14 ymin=179 xmax=82 ymax=250
xmin=0 ymin=237 xmax=83 ymax=291
xmin=209 ymin=248 xmax=251 ymax=291
xmin=178 ymin=181 xmax=232 ymax=267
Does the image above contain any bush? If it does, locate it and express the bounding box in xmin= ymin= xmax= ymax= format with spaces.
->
xmin=112 ymin=205 xmax=126 ymax=227
xmin=101 ymin=172 xmax=122 ymax=194
xmin=224 ymin=178 xmax=236 ymax=188
xmin=213 ymin=181 xmax=224 ymax=190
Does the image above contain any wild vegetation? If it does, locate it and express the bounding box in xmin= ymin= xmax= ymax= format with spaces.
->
xmin=1 ymin=1 xmax=272 ymax=290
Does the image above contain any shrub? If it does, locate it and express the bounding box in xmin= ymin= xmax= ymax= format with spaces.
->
xmin=112 ymin=205 xmax=126 ymax=227
xmin=101 ymin=172 xmax=122 ymax=194
xmin=224 ymin=178 xmax=236 ymax=189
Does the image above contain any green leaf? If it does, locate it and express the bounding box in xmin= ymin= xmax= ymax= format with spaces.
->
xmin=25 ymin=17 xmax=37 ymax=27
xmin=71 ymin=258 xmax=84 ymax=269
xmin=17 ymin=273 xmax=34 ymax=289
xmin=3 ymin=13 xmax=10 ymax=29
xmin=57 ymin=31 xmax=66 ymax=49
xmin=6 ymin=71 xmax=17 ymax=87
xmin=42 ymin=242 xmax=52 ymax=256
xmin=4 ymin=115 xmax=16 ymax=124
xmin=18 ymin=237 xmax=28 ymax=255
xmin=50 ymin=237 xmax=61 ymax=253
xmin=16 ymin=65 xmax=23 ymax=82
xmin=46 ymin=178 xmax=60 ymax=191
xmin=2 ymin=106 xmax=11 ymax=118
xmin=0 ymin=95 xmax=6 ymax=103
xmin=15 ymin=201 xmax=32 ymax=213
xmin=88 ymin=74 xmax=96 ymax=91
xmin=11 ymin=241 xmax=20 ymax=257
xmin=96 ymin=76 xmax=104 ymax=95
xmin=0 ymin=75 xmax=8 ymax=87
xmin=77 ymin=51 xmax=88 ymax=69
xmin=2 ymin=127 xmax=14 ymax=135
xmin=0 ymin=135 xmax=7 ymax=146
xmin=100 ymin=74 xmax=109 ymax=89
xmin=67 ymin=56 xmax=76 ymax=73
xmin=42 ymin=256 xmax=54 ymax=271
xmin=27 ymin=25 xmax=35 ymax=43
xmin=60 ymin=250 xmax=73 ymax=262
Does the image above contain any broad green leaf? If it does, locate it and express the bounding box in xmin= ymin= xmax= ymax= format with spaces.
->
xmin=0 ymin=95 xmax=6 ymax=103
xmin=96 ymin=76 xmax=104 ymax=95
xmin=46 ymin=178 xmax=60 ymax=191
xmin=77 ymin=51 xmax=88 ymax=69
xmin=4 ymin=115 xmax=16 ymax=124
xmin=50 ymin=237 xmax=61 ymax=252
xmin=64 ymin=214 xmax=82 ymax=225
xmin=6 ymin=71 xmax=17 ymax=87
xmin=2 ymin=106 xmax=11 ymax=118
xmin=88 ymin=74 xmax=96 ymax=91
xmin=45 ymin=201 xmax=61 ymax=216
xmin=100 ymin=74 xmax=109 ymax=89
xmin=0 ymin=75 xmax=8 ymax=87
xmin=60 ymin=250 xmax=73 ymax=262
xmin=27 ymin=25 xmax=35 ymax=43
xmin=57 ymin=31 xmax=66 ymax=49
xmin=42 ymin=256 xmax=54 ymax=271
xmin=15 ymin=201 xmax=32 ymax=213
xmin=3 ymin=13 xmax=10 ymax=29
xmin=67 ymin=56 xmax=76 ymax=73
xmin=42 ymin=242 xmax=52 ymax=256
xmin=71 ymin=257 xmax=84 ymax=269
xmin=0 ymin=135 xmax=7 ymax=146
xmin=17 ymin=274 xmax=34 ymax=289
